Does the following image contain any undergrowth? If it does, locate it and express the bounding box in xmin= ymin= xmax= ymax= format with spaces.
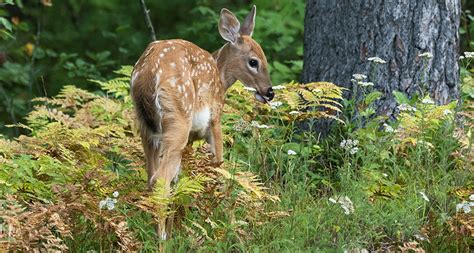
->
xmin=0 ymin=61 xmax=472 ymax=252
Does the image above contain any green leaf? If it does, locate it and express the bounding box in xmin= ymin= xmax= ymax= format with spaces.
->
xmin=365 ymin=91 xmax=383 ymax=105
xmin=392 ymin=91 xmax=410 ymax=105
xmin=0 ymin=17 xmax=12 ymax=31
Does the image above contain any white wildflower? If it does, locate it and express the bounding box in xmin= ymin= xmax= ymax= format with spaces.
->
xmin=352 ymin=74 xmax=367 ymax=80
xmin=470 ymin=194 xmax=474 ymax=201
xmin=443 ymin=109 xmax=452 ymax=116
xmin=340 ymin=139 xmax=359 ymax=154
xmin=456 ymin=203 xmax=464 ymax=212
xmin=382 ymin=173 xmax=388 ymax=177
xmin=368 ymin=57 xmax=386 ymax=64
xmin=464 ymin=52 xmax=474 ymax=58
xmin=459 ymin=56 xmax=465 ymax=60
xmin=397 ymin=104 xmax=417 ymax=112
xmin=340 ymin=140 xmax=347 ymax=148
xmin=287 ymin=149 xmax=297 ymax=155
xmin=99 ymin=200 xmax=107 ymax=210
xmin=233 ymin=119 xmax=248 ymax=132
xmin=113 ymin=191 xmax=119 ymax=198
xmin=99 ymin=197 xmax=117 ymax=211
xmin=289 ymin=111 xmax=300 ymax=115
xmin=383 ymin=123 xmax=395 ymax=133
xmin=106 ymin=199 xmax=116 ymax=210
xmin=360 ymin=81 xmax=374 ymax=87
xmin=349 ymin=147 xmax=359 ymax=155
xmin=339 ymin=196 xmax=355 ymax=215
xmin=329 ymin=196 xmax=354 ymax=215
xmin=414 ymin=234 xmax=428 ymax=241
xmin=243 ymin=87 xmax=256 ymax=92
xmin=463 ymin=204 xmax=471 ymax=213
xmin=268 ymin=101 xmax=283 ymax=109
xmin=418 ymin=52 xmax=433 ymax=59
xmin=251 ymin=121 xmax=270 ymax=129
xmin=419 ymin=191 xmax=430 ymax=202
xmin=272 ymin=85 xmax=286 ymax=90
xmin=421 ymin=97 xmax=435 ymax=104
xmin=417 ymin=140 xmax=434 ymax=149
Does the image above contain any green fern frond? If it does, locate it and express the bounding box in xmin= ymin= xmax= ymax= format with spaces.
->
xmin=172 ymin=174 xmax=208 ymax=203
xmin=113 ymin=65 xmax=134 ymax=76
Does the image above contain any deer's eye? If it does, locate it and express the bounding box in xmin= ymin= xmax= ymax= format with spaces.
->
xmin=248 ymin=59 xmax=259 ymax=69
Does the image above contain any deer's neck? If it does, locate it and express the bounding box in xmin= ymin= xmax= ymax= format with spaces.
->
xmin=212 ymin=43 xmax=236 ymax=91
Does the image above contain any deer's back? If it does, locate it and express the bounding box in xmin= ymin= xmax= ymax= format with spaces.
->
xmin=131 ymin=40 xmax=223 ymax=136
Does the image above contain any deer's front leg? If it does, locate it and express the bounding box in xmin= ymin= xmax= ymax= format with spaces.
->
xmin=209 ymin=118 xmax=223 ymax=163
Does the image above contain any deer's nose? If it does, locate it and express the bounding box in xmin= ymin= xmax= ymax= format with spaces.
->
xmin=266 ymin=87 xmax=274 ymax=101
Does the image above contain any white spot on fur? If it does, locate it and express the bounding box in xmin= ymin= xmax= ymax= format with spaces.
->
xmin=170 ymin=62 xmax=176 ymax=68
xmin=159 ymin=53 xmax=164 ymax=57
xmin=169 ymin=77 xmax=177 ymax=87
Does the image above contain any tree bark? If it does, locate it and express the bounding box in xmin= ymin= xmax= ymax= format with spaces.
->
xmin=302 ymin=0 xmax=461 ymax=117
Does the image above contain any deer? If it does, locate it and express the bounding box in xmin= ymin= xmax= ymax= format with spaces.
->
xmin=130 ymin=5 xmax=273 ymax=240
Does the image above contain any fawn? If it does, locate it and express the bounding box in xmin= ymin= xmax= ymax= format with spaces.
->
xmin=131 ymin=5 xmax=273 ymax=239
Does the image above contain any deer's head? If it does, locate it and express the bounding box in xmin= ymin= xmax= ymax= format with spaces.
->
xmin=217 ymin=5 xmax=274 ymax=103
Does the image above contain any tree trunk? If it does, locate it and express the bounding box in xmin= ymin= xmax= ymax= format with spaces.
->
xmin=302 ymin=0 xmax=461 ymax=117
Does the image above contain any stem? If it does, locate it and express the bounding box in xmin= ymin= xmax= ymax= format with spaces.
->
xmin=139 ymin=0 xmax=157 ymax=41
xmin=27 ymin=6 xmax=41 ymax=110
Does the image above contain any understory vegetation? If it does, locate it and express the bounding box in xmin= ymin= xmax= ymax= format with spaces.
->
xmin=0 ymin=59 xmax=472 ymax=252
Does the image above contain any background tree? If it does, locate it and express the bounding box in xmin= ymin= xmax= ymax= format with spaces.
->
xmin=302 ymin=0 xmax=461 ymax=116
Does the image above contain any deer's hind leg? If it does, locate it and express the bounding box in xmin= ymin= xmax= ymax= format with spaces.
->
xmin=140 ymin=127 xmax=163 ymax=191
xmin=153 ymin=116 xmax=191 ymax=240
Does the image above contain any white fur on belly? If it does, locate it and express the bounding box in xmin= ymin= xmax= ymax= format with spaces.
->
xmin=191 ymin=107 xmax=210 ymax=133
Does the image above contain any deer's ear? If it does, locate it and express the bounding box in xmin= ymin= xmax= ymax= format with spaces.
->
xmin=219 ymin=8 xmax=241 ymax=44
xmin=240 ymin=5 xmax=256 ymax=36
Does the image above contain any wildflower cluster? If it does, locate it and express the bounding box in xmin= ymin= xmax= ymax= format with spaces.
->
xmin=351 ymin=74 xmax=374 ymax=87
xmin=289 ymin=110 xmax=300 ymax=115
xmin=268 ymin=101 xmax=283 ymax=109
xmin=397 ymin=104 xmax=417 ymax=112
xmin=421 ymin=97 xmax=435 ymax=105
xmin=352 ymin=74 xmax=367 ymax=81
xmin=251 ymin=121 xmax=270 ymax=129
xmin=443 ymin=109 xmax=453 ymax=116
xmin=287 ymin=149 xmax=297 ymax=155
xmin=271 ymin=85 xmax=286 ymax=90
xmin=383 ymin=123 xmax=395 ymax=133
xmin=418 ymin=52 xmax=433 ymax=59
xmin=455 ymin=195 xmax=474 ymax=214
xmin=99 ymin=191 xmax=119 ymax=211
xmin=360 ymin=82 xmax=374 ymax=87
xmin=368 ymin=57 xmax=386 ymax=64
xmin=340 ymin=139 xmax=359 ymax=155
xmin=459 ymin=52 xmax=474 ymax=60
xmin=329 ymin=196 xmax=355 ymax=215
